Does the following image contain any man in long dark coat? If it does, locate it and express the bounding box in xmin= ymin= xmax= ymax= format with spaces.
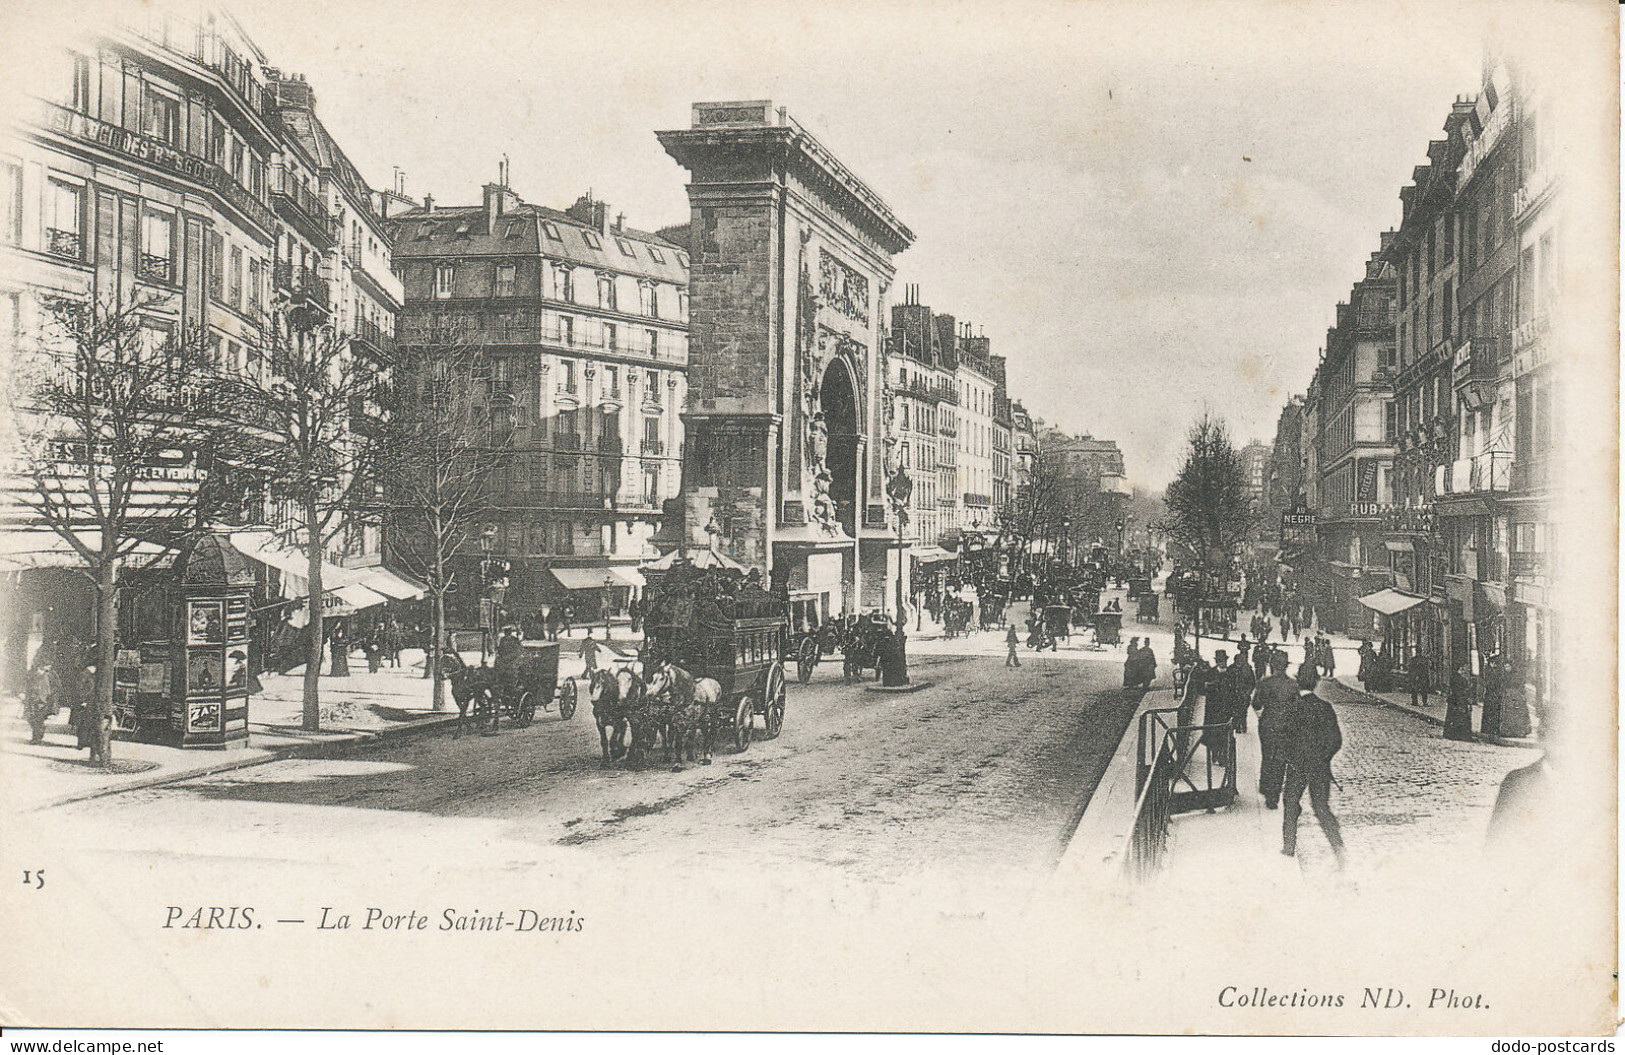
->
xmin=1252 ymin=650 xmax=1296 ymax=808
xmin=1204 ymin=651 xmax=1234 ymax=767
xmin=1281 ymin=664 xmax=1346 ymax=866
xmin=1229 ymin=645 xmax=1257 ymax=733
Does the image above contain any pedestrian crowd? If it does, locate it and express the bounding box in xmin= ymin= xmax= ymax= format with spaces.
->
xmin=1171 ymin=622 xmax=1348 ymax=868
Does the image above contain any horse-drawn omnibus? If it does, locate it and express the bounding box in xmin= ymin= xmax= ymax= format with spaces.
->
xmin=640 ymin=565 xmax=791 ymax=753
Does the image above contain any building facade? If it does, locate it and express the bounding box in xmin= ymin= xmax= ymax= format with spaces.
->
xmin=1379 ymin=96 xmax=1476 ymax=675
xmin=888 ymin=290 xmax=955 ymax=552
xmin=954 ymin=330 xmax=999 ymax=539
xmin=384 ymin=181 xmax=690 ymax=619
xmin=0 ymin=7 xmax=403 ymax=690
xmin=1270 ymin=58 xmax=1562 ymax=740
xmin=1305 ymin=240 xmax=1397 ymax=634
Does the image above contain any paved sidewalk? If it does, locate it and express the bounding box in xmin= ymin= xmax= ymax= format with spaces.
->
xmin=2 ymin=649 xmax=451 ymax=811
xmin=1 ymin=632 xmax=672 ymax=812
xmin=1139 ymin=676 xmax=1542 ymax=890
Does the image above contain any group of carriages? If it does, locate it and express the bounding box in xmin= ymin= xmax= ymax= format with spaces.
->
xmin=438 ymin=565 xmax=790 ymax=771
xmin=436 ymin=551 xmax=952 ymax=772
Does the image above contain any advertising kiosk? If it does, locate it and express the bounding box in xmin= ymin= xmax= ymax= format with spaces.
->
xmin=115 ymin=533 xmax=255 ymax=748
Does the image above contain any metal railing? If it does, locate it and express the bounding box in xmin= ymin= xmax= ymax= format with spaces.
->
xmin=273 ymin=261 xmax=329 ymax=307
xmin=1124 ymin=707 xmax=1238 ymax=881
xmin=351 ymin=318 xmax=395 ymax=357
xmin=640 ymin=439 xmax=666 ymax=456
xmin=38 ymin=100 xmax=275 ymax=236
xmin=45 ymin=227 xmax=82 ymax=258
xmin=271 ymin=166 xmax=336 ymax=240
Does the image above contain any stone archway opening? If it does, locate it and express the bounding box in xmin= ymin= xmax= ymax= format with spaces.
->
xmin=820 ymin=359 xmax=859 ymax=537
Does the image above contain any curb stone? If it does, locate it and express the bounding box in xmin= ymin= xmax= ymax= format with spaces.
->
xmin=30 ymin=711 xmax=464 ymax=812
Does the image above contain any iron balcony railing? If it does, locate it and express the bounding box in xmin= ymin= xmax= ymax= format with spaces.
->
xmin=272 ymin=261 xmax=330 ymax=309
xmin=271 ymin=166 xmax=337 ymax=243
xmin=38 ymin=100 xmax=275 ymax=236
xmin=555 ymin=433 xmax=582 ymax=452
xmin=351 ymin=318 xmax=395 ymax=358
xmin=640 ymin=439 xmax=666 ymax=456
xmin=206 ymin=37 xmax=279 ymax=125
xmin=45 ymin=227 xmax=83 ymax=259
xmin=897 ymin=376 xmax=942 ymax=402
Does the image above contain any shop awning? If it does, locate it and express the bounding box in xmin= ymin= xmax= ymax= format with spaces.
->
xmin=640 ymin=548 xmax=746 ymax=573
xmin=288 ymin=583 xmax=388 ymax=625
xmin=551 ymin=567 xmax=627 ymax=590
xmin=909 ymin=545 xmax=955 ymax=563
xmin=607 ymin=566 xmax=646 ymax=589
xmin=353 ymin=565 xmax=428 ymax=600
xmin=0 ymin=529 xmax=176 ymax=571
xmin=331 ymin=584 xmax=389 ymax=612
xmin=1357 ymin=588 xmax=1426 ymax=616
xmin=228 ymin=530 xmax=366 ymax=592
xmin=1384 ymin=540 xmax=1415 ymax=552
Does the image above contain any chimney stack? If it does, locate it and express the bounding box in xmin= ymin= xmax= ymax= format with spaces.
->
xmin=484 ymin=169 xmax=522 ymax=232
xmin=423 ymin=193 xmax=435 ymax=214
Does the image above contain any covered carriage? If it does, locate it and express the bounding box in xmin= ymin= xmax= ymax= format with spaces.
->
xmin=640 ymin=566 xmax=790 ymax=752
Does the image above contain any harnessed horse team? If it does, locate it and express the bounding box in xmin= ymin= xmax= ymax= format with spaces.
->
xmin=438 ymin=647 xmax=732 ymax=772
xmin=589 ymin=660 xmax=724 ymax=771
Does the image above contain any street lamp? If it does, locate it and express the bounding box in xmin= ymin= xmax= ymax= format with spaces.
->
xmin=478 ymin=525 xmax=495 ymax=662
xmin=604 ymin=572 xmax=615 ymax=639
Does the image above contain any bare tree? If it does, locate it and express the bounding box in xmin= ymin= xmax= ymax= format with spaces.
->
xmin=376 ymin=338 xmax=509 ymax=711
xmin=219 ymin=315 xmax=386 ymax=732
xmin=1158 ymin=413 xmax=1254 ymax=636
xmin=8 ymin=295 xmax=225 ymax=765
xmin=1001 ymin=448 xmax=1065 ymax=575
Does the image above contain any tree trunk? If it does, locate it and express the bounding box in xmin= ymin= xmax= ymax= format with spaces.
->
xmin=431 ymin=581 xmax=447 ymax=711
xmin=93 ymin=559 xmax=119 ymax=766
xmin=302 ymin=502 xmax=324 ymax=732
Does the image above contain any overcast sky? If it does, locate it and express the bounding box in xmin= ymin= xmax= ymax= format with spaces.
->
xmin=20 ymin=0 xmax=1590 ymax=487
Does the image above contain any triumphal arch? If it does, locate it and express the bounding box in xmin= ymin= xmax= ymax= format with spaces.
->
xmin=659 ymin=102 xmax=915 ymax=619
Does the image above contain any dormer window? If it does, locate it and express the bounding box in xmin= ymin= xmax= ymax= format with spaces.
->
xmin=581 ymin=230 xmax=602 ymax=250
xmin=616 ymin=237 xmax=636 ymax=257
xmin=542 ymin=221 xmax=562 ymax=241
xmin=648 ymin=246 xmax=666 ymax=264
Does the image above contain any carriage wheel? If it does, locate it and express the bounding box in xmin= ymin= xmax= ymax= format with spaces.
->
xmin=796 ymin=638 xmax=817 ymax=684
xmin=763 ymin=663 xmax=786 ymax=740
xmin=731 ymin=696 xmax=753 ymax=753
xmin=558 ymin=679 xmax=577 ymax=721
xmin=515 ymin=690 xmax=537 ymax=725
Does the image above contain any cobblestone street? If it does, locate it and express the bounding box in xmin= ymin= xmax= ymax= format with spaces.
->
xmin=1284 ymin=679 xmax=1541 ymax=876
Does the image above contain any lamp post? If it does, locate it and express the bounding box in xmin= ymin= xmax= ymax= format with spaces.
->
xmin=603 ymin=572 xmax=615 ymax=639
xmin=478 ymin=525 xmax=495 ymax=663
